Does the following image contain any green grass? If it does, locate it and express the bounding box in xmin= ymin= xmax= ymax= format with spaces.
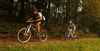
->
xmin=0 ymin=39 xmax=100 ymax=51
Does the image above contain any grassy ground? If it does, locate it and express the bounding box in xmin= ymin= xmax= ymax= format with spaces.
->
xmin=0 ymin=39 xmax=100 ymax=51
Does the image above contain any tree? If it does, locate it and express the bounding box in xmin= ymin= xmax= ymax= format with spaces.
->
xmin=8 ymin=0 xmax=14 ymax=17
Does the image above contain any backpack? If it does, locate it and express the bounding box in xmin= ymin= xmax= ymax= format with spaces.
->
xmin=42 ymin=16 xmax=46 ymax=21
xmin=41 ymin=16 xmax=46 ymax=24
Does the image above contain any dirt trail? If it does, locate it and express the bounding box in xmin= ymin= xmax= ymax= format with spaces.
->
xmin=0 ymin=33 xmax=99 ymax=46
xmin=0 ymin=37 xmax=99 ymax=46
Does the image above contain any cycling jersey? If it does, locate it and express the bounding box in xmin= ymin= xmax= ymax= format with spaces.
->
xmin=69 ymin=23 xmax=76 ymax=30
xmin=72 ymin=23 xmax=76 ymax=30
xmin=33 ymin=12 xmax=42 ymax=20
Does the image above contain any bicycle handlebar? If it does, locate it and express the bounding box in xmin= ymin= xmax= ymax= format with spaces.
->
xmin=26 ymin=20 xmax=34 ymax=23
xmin=68 ymin=28 xmax=72 ymax=31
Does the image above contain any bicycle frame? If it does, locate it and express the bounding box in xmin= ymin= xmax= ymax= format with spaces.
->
xmin=17 ymin=20 xmax=47 ymax=43
xmin=26 ymin=20 xmax=36 ymax=34
xmin=68 ymin=29 xmax=74 ymax=38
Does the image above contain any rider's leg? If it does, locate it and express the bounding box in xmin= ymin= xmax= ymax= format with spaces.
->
xmin=37 ymin=22 xmax=41 ymax=33
xmin=73 ymin=30 xmax=76 ymax=38
xmin=73 ymin=27 xmax=76 ymax=35
xmin=73 ymin=30 xmax=75 ymax=35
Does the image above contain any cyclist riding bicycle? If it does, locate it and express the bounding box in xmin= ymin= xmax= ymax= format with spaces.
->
xmin=68 ymin=21 xmax=76 ymax=38
xmin=27 ymin=8 xmax=44 ymax=35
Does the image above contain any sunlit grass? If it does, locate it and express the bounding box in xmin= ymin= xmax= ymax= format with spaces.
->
xmin=0 ymin=39 xmax=100 ymax=51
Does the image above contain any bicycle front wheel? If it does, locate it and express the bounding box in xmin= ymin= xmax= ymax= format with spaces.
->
xmin=64 ymin=32 xmax=71 ymax=41
xmin=17 ymin=28 xmax=31 ymax=43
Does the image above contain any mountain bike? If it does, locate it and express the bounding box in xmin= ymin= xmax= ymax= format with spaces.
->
xmin=64 ymin=29 xmax=77 ymax=41
xmin=17 ymin=20 xmax=48 ymax=43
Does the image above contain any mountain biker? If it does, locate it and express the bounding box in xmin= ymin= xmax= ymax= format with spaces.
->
xmin=68 ymin=21 xmax=76 ymax=38
xmin=27 ymin=8 xmax=44 ymax=35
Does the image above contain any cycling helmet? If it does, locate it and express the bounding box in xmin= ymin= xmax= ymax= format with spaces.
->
xmin=33 ymin=8 xmax=38 ymax=12
xmin=69 ymin=21 xmax=72 ymax=23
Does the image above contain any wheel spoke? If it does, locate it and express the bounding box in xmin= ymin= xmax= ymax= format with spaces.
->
xmin=39 ymin=30 xmax=47 ymax=42
xmin=65 ymin=32 xmax=71 ymax=41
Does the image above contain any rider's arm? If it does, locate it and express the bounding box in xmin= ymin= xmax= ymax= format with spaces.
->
xmin=35 ymin=17 xmax=42 ymax=22
xmin=35 ymin=12 xmax=42 ymax=22
xmin=72 ymin=23 xmax=76 ymax=29
xmin=27 ymin=17 xmax=33 ymax=21
xmin=73 ymin=25 xmax=76 ymax=28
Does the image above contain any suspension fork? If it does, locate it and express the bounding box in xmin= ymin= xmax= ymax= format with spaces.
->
xmin=69 ymin=31 xmax=74 ymax=38
xmin=68 ymin=31 xmax=74 ymax=38
xmin=26 ymin=24 xmax=32 ymax=34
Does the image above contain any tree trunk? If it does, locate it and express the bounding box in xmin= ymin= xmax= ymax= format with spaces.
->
xmin=45 ymin=1 xmax=51 ymax=28
xmin=14 ymin=1 xmax=19 ymax=16
xmin=63 ymin=2 xmax=66 ymax=23
xmin=8 ymin=0 xmax=14 ymax=17
xmin=47 ymin=1 xmax=51 ymax=18
xmin=43 ymin=0 xmax=47 ymax=16
xmin=19 ymin=0 xmax=25 ymax=21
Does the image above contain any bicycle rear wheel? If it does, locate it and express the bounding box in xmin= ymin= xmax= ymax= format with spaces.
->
xmin=38 ymin=30 xmax=48 ymax=42
xmin=17 ymin=28 xmax=31 ymax=43
xmin=64 ymin=32 xmax=72 ymax=41
xmin=73 ymin=35 xmax=77 ymax=41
